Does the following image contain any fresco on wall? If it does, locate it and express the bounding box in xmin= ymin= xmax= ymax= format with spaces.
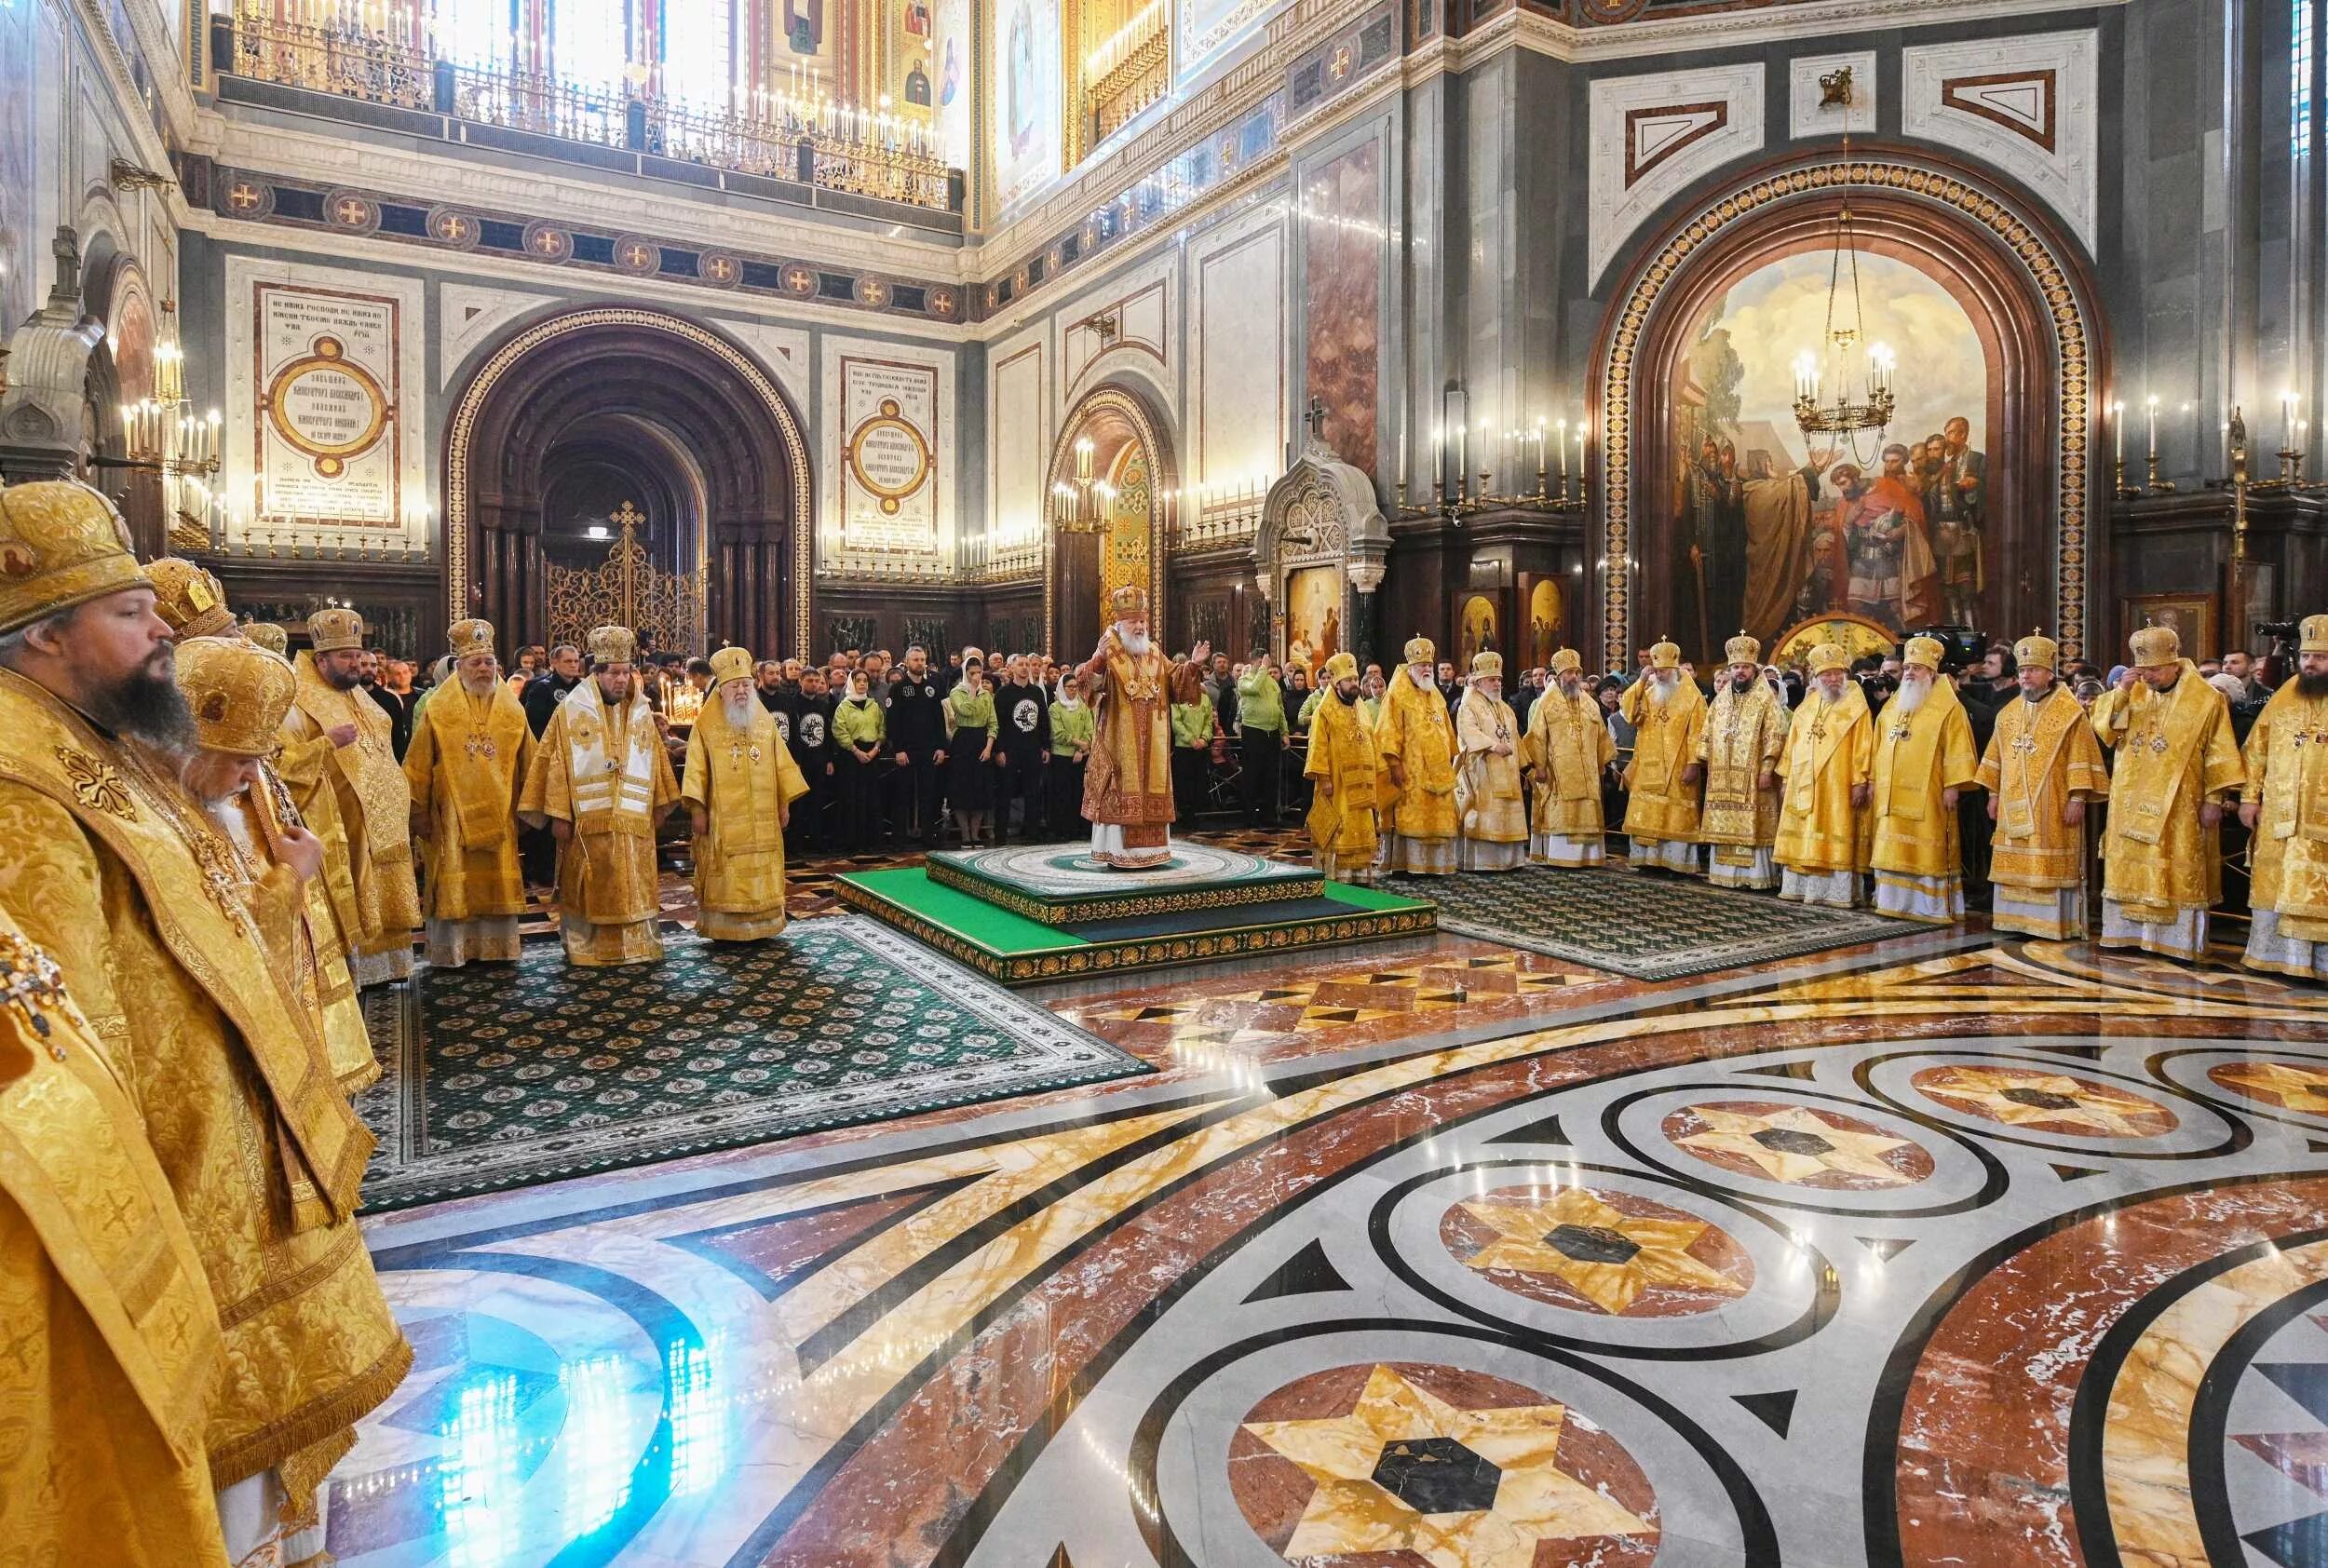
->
xmin=932 ymin=0 xmax=971 ymax=168
xmin=1286 ymin=565 xmax=1342 ymax=671
xmin=1671 ymin=250 xmax=1991 ymax=656
xmin=1525 ymin=577 xmax=1563 ymax=669
xmin=1303 ymin=138 xmax=1382 ymax=476
xmin=1459 ymin=594 xmax=1498 ymax=670
xmin=990 ymin=0 xmax=1061 ymax=209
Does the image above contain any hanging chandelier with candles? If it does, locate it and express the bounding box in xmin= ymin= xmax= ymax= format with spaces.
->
xmin=1051 ymin=436 xmax=1116 ymax=535
xmin=1790 ymin=69 xmax=1895 ymax=460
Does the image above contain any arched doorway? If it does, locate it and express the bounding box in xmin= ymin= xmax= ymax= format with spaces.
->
xmin=1043 ymin=384 xmax=1174 ymax=656
xmin=1592 ymin=148 xmax=2104 ymax=670
xmin=442 ymin=307 xmax=812 ymax=657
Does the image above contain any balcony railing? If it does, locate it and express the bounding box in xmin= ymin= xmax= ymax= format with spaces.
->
xmin=217 ymin=11 xmax=961 ymax=213
xmin=1087 ymin=18 xmax=1171 ymax=147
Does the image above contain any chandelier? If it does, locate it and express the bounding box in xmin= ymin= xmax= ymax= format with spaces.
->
xmin=1790 ymin=70 xmax=1895 ymax=458
xmin=1051 ymin=436 xmax=1115 ymax=535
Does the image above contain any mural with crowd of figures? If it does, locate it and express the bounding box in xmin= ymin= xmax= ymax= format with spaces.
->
xmin=1670 ymin=250 xmax=1993 ymax=658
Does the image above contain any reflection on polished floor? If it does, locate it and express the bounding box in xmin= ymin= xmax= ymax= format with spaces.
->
xmin=331 ymin=841 xmax=2328 ymax=1568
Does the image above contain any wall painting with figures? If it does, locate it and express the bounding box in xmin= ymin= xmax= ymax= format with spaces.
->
xmin=1669 ymin=249 xmax=1996 ymax=666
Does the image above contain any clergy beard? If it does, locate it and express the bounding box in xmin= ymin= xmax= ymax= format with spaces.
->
xmin=1646 ymin=674 xmax=1675 ymax=706
xmin=459 ymin=670 xmax=499 ymax=697
xmin=1337 ymin=686 xmax=1359 ymax=705
xmin=2299 ymin=671 xmax=2328 ymax=699
xmin=1895 ymin=679 xmax=1929 ymax=715
xmin=88 ymin=664 xmax=196 ymax=751
xmin=2024 ymin=687 xmax=2051 ymax=705
xmin=724 ymin=690 xmax=756 ymax=724
xmin=319 ymin=661 xmax=364 ymax=692
xmin=1116 ymin=627 xmax=1152 ymax=656
xmin=1409 ymin=667 xmax=1436 ymax=689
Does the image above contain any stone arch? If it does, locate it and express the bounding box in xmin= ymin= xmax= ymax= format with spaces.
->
xmin=1041 ymin=381 xmax=1177 ymax=656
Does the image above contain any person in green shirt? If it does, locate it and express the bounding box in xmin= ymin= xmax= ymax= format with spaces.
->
xmin=1236 ymin=653 xmax=1288 ymax=827
xmin=1171 ymin=683 xmax=1218 ymax=827
xmin=943 ymin=656 xmax=998 ymax=845
xmin=1047 ymin=669 xmax=1096 ymax=838
xmin=832 ymin=668 xmax=887 ymax=851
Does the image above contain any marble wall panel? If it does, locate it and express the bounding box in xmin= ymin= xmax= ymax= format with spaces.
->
xmin=437 ymin=281 xmax=556 ymax=390
xmin=988 ymin=332 xmax=1048 ymax=544
xmin=1902 ymin=29 xmax=2100 ymax=254
xmin=1189 ymin=211 xmax=1288 ymax=488
xmin=1588 ymin=62 xmax=1765 ymax=286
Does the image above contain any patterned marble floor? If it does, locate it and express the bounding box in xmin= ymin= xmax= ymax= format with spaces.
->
xmin=332 ymin=863 xmax=2328 ymax=1568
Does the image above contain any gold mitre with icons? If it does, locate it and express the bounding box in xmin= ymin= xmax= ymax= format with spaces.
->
xmin=2129 ymin=623 xmax=2181 ymax=667
xmin=1550 ymin=647 xmax=1582 ymax=674
xmin=147 ymin=557 xmax=236 ymax=640
xmin=0 ymin=479 xmax=147 ymax=636
xmin=1647 ymin=639 xmax=1682 ymax=670
xmin=1320 ymin=651 xmax=1358 ymax=683
xmin=1807 ymin=642 xmax=1851 ymax=675
xmin=176 ymin=636 xmax=299 ymax=758
xmin=448 ymin=618 xmax=497 ymax=660
xmin=1902 ymin=635 xmax=1945 ymax=671
xmin=306 ymin=606 xmax=366 ymax=653
xmin=1724 ymin=632 xmax=1762 ymax=666
xmin=244 ymin=621 xmax=290 ymax=656
xmin=1470 ymin=650 xmax=1503 ymax=678
xmin=2302 ymin=615 xmax=2328 ymax=654
xmin=587 ymin=624 xmax=636 ymax=665
xmin=1402 ymin=635 xmax=1435 ymax=666
xmin=708 ymin=645 xmax=755 ymax=687
xmin=1107 ymin=584 xmax=1149 ymax=619
xmin=2014 ymin=628 xmax=2059 ymax=671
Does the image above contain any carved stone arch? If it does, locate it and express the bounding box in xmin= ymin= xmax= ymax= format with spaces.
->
xmin=1256 ymin=433 xmax=1388 ymax=669
xmin=1042 ymin=381 xmax=1177 ymax=656
xmin=441 ymin=305 xmax=815 ymax=657
xmin=1591 ymin=144 xmax=2104 ymax=669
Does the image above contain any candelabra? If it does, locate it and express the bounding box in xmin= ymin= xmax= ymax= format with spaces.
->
xmin=1393 ymin=420 xmax=1592 ymax=523
xmin=91 ymin=304 xmax=223 ymax=541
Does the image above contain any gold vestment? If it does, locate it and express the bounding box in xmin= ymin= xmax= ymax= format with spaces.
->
xmin=0 ymin=670 xmax=410 ymax=1515
xmin=281 ymin=656 xmax=419 ymax=982
xmin=1374 ymin=672 xmax=1458 ymax=846
xmin=1975 ymin=684 xmax=2108 ymax=891
xmin=0 ymin=908 xmax=232 ymax=1567
xmin=1697 ymin=682 xmax=1787 ymax=850
xmin=2241 ymin=684 xmax=2328 ymax=939
xmin=1775 ymin=684 xmax=1874 ymax=873
xmin=1304 ymin=693 xmax=1379 ymax=879
xmin=684 ymin=696 xmax=811 ymax=940
xmin=1869 ymin=683 xmax=1980 ymax=876
xmin=521 ymin=679 xmax=681 ymax=966
xmin=1617 ymin=678 xmax=1706 ymax=844
xmin=2091 ymin=666 xmax=2243 ymax=915
xmin=1520 ymin=687 xmax=1615 ymax=839
xmin=1078 ymin=637 xmax=1204 ymax=866
xmin=404 ymin=682 xmax=536 ymax=954
xmin=1454 ymin=691 xmax=1528 ymax=845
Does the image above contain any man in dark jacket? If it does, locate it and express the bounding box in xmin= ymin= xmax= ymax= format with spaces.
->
xmin=886 ymin=644 xmax=948 ymax=845
xmin=787 ymin=665 xmax=837 ymax=854
xmin=994 ymin=655 xmax=1050 ymax=840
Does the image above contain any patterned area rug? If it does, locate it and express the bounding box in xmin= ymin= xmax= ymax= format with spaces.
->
xmin=355 ymin=916 xmax=1150 ymax=1210
xmin=1379 ymin=865 xmax=1920 ymax=980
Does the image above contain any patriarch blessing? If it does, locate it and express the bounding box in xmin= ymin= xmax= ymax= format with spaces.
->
xmin=0 ymin=480 xmax=409 ymax=1568
xmin=520 ymin=624 xmax=681 ymax=966
xmin=1076 ymin=585 xmax=1209 ymax=868
xmin=684 ymin=645 xmax=811 ymax=940
xmin=404 ymin=617 xmax=535 ymax=967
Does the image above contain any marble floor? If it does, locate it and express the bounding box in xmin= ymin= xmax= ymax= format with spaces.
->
xmin=329 ymin=847 xmax=2328 ymax=1568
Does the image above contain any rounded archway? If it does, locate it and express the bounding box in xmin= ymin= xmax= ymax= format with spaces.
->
xmin=1042 ymin=383 xmax=1175 ymax=656
xmin=1591 ymin=147 xmax=2104 ymax=670
xmin=442 ymin=307 xmax=812 ymax=657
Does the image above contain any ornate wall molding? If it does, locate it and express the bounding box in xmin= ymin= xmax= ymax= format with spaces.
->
xmin=1588 ymin=63 xmax=1766 ymax=286
xmin=1902 ymin=30 xmax=2098 ymax=253
xmin=1592 ymin=150 xmax=2101 ymax=670
xmin=440 ymin=306 xmax=817 ymax=657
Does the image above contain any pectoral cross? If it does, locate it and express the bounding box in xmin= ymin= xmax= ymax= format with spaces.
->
xmin=1888 ymin=723 xmax=1912 ymax=742
xmin=2010 ymin=733 xmax=2037 ymax=755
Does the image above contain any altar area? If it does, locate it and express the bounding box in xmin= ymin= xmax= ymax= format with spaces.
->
xmin=837 ymin=842 xmax=1434 ymax=984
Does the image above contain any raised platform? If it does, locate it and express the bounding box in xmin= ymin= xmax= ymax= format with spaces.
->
xmin=837 ymin=861 xmax=1434 ymax=985
xmin=924 ymin=841 xmax=1322 ymax=925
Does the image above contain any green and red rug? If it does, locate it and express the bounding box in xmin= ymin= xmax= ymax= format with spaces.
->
xmin=355 ymin=916 xmax=1150 ymax=1211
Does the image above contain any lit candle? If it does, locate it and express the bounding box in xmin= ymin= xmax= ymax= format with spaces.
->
xmin=2145 ymin=394 xmax=2159 ymax=460
xmin=2112 ymin=400 xmax=2125 ymax=465
xmin=1557 ymin=418 xmax=1570 ymax=485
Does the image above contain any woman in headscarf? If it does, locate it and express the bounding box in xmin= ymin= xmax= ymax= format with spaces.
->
xmin=943 ymin=651 xmax=997 ymax=845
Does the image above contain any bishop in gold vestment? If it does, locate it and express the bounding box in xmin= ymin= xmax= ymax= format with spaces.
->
xmin=1076 ymin=586 xmax=1210 ymax=868
xmin=1304 ymin=652 xmax=1378 ymax=883
xmin=176 ymin=635 xmax=381 ymax=1093
xmin=280 ymin=607 xmax=419 ymax=985
xmin=521 ymin=624 xmax=681 ymax=966
xmin=1618 ymin=639 xmax=1705 ymax=872
xmin=1455 ymin=651 xmax=1527 ymax=872
xmin=685 ymin=646 xmax=812 ymax=939
xmin=1375 ymin=637 xmax=1459 ymax=874
xmin=2092 ymin=625 xmax=2244 ymax=960
xmin=404 ymin=618 xmax=535 ymax=967
xmin=2240 ymin=615 xmax=2328 ymax=977
xmin=0 ymin=481 xmax=409 ymax=1568
xmin=1868 ymin=636 xmax=1982 ymax=923
xmin=0 ymin=907 xmax=232 ymax=1567
xmin=1696 ymin=634 xmax=1787 ymax=889
xmin=1776 ymin=642 xmax=1875 ymax=908
xmin=1521 ymin=649 xmax=1615 ymax=867
xmin=1976 ymin=631 xmax=2108 ymax=939
xmin=151 ymin=561 xmax=374 ymax=1088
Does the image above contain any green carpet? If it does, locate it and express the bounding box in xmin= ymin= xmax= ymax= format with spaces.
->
xmin=354 ymin=916 xmax=1151 ymax=1210
xmin=1378 ymin=864 xmax=1919 ymax=980
xmin=838 ymin=867 xmax=1434 ymax=983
